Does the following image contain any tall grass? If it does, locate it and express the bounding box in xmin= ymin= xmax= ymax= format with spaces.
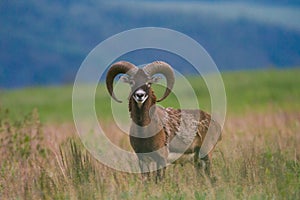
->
xmin=0 ymin=108 xmax=299 ymax=199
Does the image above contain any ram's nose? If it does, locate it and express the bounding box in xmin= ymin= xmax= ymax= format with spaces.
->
xmin=135 ymin=89 xmax=146 ymax=100
xmin=133 ymin=89 xmax=148 ymax=103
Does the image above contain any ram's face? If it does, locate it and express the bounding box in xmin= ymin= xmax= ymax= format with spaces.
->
xmin=121 ymin=69 xmax=153 ymax=105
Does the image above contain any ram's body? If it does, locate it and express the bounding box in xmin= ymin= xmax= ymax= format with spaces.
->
xmin=129 ymin=105 xmax=221 ymax=179
xmin=163 ymin=107 xmax=221 ymax=154
xmin=106 ymin=61 xmax=222 ymax=181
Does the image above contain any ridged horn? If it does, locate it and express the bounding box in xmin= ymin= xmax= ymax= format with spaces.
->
xmin=106 ymin=61 xmax=137 ymax=103
xmin=143 ymin=61 xmax=175 ymax=102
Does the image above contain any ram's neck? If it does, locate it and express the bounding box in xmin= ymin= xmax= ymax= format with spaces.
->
xmin=129 ymin=97 xmax=157 ymax=127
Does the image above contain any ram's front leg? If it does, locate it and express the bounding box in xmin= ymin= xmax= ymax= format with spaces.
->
xmin=153 ymin=148 xmax=168 ymax=183
xmin=137 ymin=155 xmax=151 ymax=182
xmin=155 ymin=159 xmax=166 ymax=183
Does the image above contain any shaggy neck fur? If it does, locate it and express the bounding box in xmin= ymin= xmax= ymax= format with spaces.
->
xmin=129 ymin=89 xmax=157 ymax=127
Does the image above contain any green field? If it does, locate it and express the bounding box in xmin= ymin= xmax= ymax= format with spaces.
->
xmin=0 ymin=68 xmax=300 ymax=199
xmin=1 ymin=68 xmax=300 ymax=123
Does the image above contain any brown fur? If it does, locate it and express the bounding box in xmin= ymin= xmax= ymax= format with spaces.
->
xmin=160 ymin=107 xmax=221 ymax=177
xmin=128 ymin=87 xmax=168 ymax=181
xmin=128 ymin=86 xmax=222 ymax=181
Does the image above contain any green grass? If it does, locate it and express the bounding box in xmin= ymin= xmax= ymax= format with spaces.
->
xmin=221 ymin=68 xmax=300 ymax=113
xmin=1 ymin=68 xmax=300 ymax=123
xmin=0 ymin=85 xmax=73 ymax=122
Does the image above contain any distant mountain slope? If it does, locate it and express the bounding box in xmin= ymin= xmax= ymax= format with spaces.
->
xmin=0 ymin=0 xmax=300 ymax=88
xmin=154 ymin=0 xmax=300 ymax=6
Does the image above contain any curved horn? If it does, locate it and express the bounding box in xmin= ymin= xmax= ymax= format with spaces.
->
xmin=106 ymin=61 xmax=137 ymax=103
xmin=143 ymin=61 xmax=175 ymax=102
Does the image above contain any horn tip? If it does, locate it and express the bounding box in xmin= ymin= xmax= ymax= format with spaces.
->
xmin=112 ymin=96 xmax=122 ymax=103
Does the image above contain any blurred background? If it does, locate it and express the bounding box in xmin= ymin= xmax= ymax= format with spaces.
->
xmin=1 ymin=2 xmax=300 ymax=199
xmin=0 ymin=0 xmax=300 ymax=88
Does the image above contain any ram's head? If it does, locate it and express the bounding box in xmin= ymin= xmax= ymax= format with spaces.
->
xmin=106 ymin=61 xmax=175 ymax=106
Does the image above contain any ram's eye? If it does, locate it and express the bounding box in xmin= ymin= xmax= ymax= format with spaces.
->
xmin=129 ymin=80 xmax=135 ymax=86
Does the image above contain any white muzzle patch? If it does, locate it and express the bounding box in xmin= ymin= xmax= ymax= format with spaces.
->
xmin=133 ymin=89 xmax=148 ymax=108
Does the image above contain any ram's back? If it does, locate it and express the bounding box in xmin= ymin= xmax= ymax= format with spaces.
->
xmin=157 ymin=106 xmax=222 ymax=155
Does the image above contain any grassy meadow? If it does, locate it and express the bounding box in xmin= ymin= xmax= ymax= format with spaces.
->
xmin=0 ymin=68 xmax=300 ymax=199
